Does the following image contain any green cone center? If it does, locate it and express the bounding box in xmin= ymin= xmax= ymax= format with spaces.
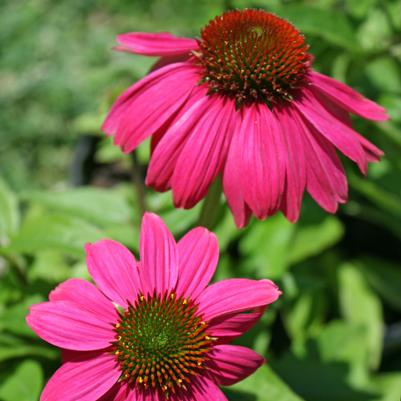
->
xmin=113 ymin=292 xmax=212 ymax=397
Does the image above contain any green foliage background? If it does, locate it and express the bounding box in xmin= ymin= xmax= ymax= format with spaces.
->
xmin=1 ymin=0 xmax=401 ymax=400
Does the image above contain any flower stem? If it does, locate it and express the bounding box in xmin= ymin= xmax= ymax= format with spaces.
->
xmin=197 ymin=178 xmax=222 ymax=230
xmin=131 ymin=151 xmax=147 ymax=216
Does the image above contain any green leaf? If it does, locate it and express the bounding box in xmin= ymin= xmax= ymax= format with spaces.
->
xmin=240 ymin=215 xmax=295 ymax=279
xmin=0 ymin=178 xmax=19 ymax=242
xmin=7 ymin=213 xmax=104 ymax=257
xmin=0 ymin=296 xmax=43 ymax=337
xmin=357 ymin=8 xmax=392 ymax=52
xmin=371 ymin=373 xmax=401 ymax=401
xmin=228 ymin=364 xmax=305 ymax=401
xmin=289 ymin=216 xmax=344 ymax=264
xmin=23 ymin=187 xmax=134 ymax=227
xmin=316 ymin=321 xmax=370 ymax=386
xmin=0 ymin=360 xmax=43 ymax=401
xmin=366 ymin=57 xmax=401 ymax=94
xmin=271 ymin=5 xmax=358 ymax=51
xmin=338 ymin=263 xmax=383 ymax=369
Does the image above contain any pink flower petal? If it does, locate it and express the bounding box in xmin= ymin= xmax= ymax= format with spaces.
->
xmin=146 ymin=88 xmax=209 ymax=192
xmin=197 ymin=279 xmax=281 ymax=321
xmin=85 ymin=239 xmax=141 ymax=308
xmin=208 ymin=307 xmax=265 ymax=341
xmin=310 ymin=71 xmax=389 ymax=121
xmin=189 ymin=376 xmax=228 ymax=401
xmin=222 ymin=110 xmax=252 ymax=228
xmin=207 ymin=345 xmax=264 ymax=386
xmin=295 ymin=89 xmax=370 ymax=173
xmin=175 ymin=227 xmax=219 ymax=300
xmin=102 ymin=62 xmax=200 ymax=153
xmin=139 ymin=213 xmax=178 ymax=295
xmin=27 ymin=301 xmax=114 ymax=351
xmin=41 ymin=351 xmax=120 ymax=401
xmin=98 ymin=383 xmax=138 ymax=401
xmin=316 ymin=91 xmax=384 ymax=163
xmin=171 ymin=96 xmax=236 ymax=208
xmin=241 ymin=104 xmax=285 ymax=219
xmin=115 ymin=32 xmax=198 ymax=56
xmin=274 ymin=107 xmax=306 ymax=222
xmin=49 ymin=278 xmax=118 ymax=323
xmin=290 ymin=107 xmax=348 ymax=212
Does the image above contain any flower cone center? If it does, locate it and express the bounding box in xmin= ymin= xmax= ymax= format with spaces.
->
xmin=197 ymin=9 xmax=312 ymax=107
xmin=113 ymin=292 xmax=212 ymax=397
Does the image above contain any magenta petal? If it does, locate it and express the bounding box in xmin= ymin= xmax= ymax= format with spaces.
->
xmin=295 ymin=89 xmax=371 ymax=173
xmin=241 ymin=104 xmax=285 ymax=219
xmin=102 ymin=62 xmax=200 ymax=153
xmin=116 ymin=32 xmax=198 ymax=56
xmin=139 ymin=213 xmax=178 ymax=295
xmin=146 ymin=88 xmax=209 ymax=192
xmin=189 ymin=376 xmax=228 ymax=401
xmin=197 ymin=279 xmax=281 ymax=321
xmin=290 ymin=107 xmax=348 ymax=212
xmin=171 ymin=96 xmax=236 ymax=208
xmin=310 ymin=71 xmax=389 ymax=121
xmin=208 ymin=307 xmax=265 ymax=341
xmin=222 ymin=111 xmax=252 ymax=228
xmin=274 ymin=107 xmax=306 ymax=222
xmin=85 ymin=239 xmax=141 ymax=308
xmin=175 ymin=227 xmax=219 ymax=300
xmin=208 ymin=345 xmax=264 ymax=386
xmin=27 ymin=301 xmax=113 ymax=351
xmin=98 ymin=383 xmax=139 ymax=401
xmin=49 ymin=278 xmax=118 ymax=323
xmin=41 ymin=351 xmax=120 ymax=401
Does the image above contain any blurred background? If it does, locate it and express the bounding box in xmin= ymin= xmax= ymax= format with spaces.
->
xmin=1 ymin=0 xmax=401 ymax=400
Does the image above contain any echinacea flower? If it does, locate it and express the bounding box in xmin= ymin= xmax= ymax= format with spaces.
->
xmin=27 ymin=213 xmax=281 ymax=401
xmin=102 ymin=9 xmax=388 ymax=228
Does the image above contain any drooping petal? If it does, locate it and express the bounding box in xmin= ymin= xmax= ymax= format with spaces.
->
xmin=175 ymin=227 xmax=219 ymax=300
xmin=207 ymin=345 xmax=264 ymax=386
xmin=41 ymin=351 xmax=120 ymax=401
xmin=27 ymin=301 xmax=114 ymax=351
xmin=139 ymin=213 xmax=178 ymax=295
xmin=315 ymin=91 xmax=384 ymax=163
xmin=49 ymin=278 xmax=118 ymax=323
xmin=102 ymin=62 xmax=200 ymax=153
xmin=222 ymin=110 xmax=252 ymax=228
xmin=85 ymin=240 xmax=141 ymax=308
xmin=208 ymin=307 xmax=265 ymax=341
xmin=295 ymin=89 xmax=370 ymax=173
xmin=290 ymin=107 xmax=348 ymax=212
xmin=171 ymin=95 xmax=236 ymax=208
xmin=241 ymin=104 xmax=285 ymax=219
xmin=310 ymin=71 xmax=389 ymax=121
xmin=274 ymin=107 xmax=306 ymax=222
xmin=146 ymin=88 xmax=209 ymax=192
xmin=115 ymin=32 xmax=198 ymax=56
xmin=197 ymin=279 xmax=281 ymax=321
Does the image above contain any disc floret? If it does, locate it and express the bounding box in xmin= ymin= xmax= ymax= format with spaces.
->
xmin=112 ymin=292 xmax=213 ymax=397
xmin=197 ymin=9 xmax=312 ymax=107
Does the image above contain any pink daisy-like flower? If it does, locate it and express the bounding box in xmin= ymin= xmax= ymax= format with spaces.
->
xmin=102 ymin=9 xmax=389 ymax=228
xmin=27 ymin=213 xmax=281 ymax=401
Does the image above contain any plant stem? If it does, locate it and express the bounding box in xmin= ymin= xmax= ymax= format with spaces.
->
xmin=131 ymin=151 xmax=147 ymax=216
xmin=197 ymin=178 xmax=222 ymax=230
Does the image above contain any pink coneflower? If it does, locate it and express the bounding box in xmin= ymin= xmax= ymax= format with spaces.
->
xmin=103 ymin=9 xmax=388 ymax=228
xmin=27 ymin=213 xmax=281 ymax=401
